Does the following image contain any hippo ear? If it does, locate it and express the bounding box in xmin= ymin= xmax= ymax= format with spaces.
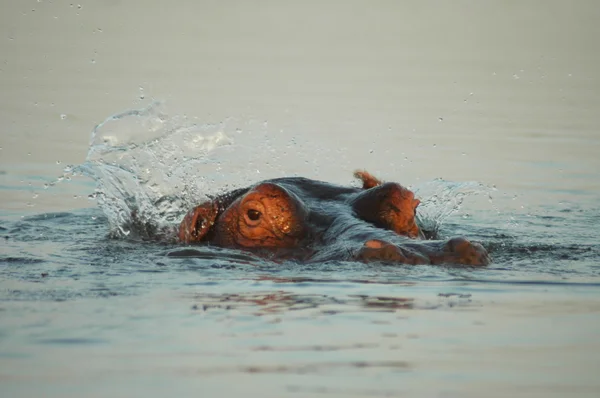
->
xmin=179 ymin=201 xmax=220 ymax=243
xmin=413 ymin=198 xmax=420 ymax=209
xmin=353 ymin=170 xmax=382 ymax=189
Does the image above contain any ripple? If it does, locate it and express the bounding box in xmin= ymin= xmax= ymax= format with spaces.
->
xmin=0 ymin=257 xmax=45 ymax=265
xmin=175 ymin=360 xmax=411 ymax=375
xmin=34 ymin=337 xmax=108 ymax=345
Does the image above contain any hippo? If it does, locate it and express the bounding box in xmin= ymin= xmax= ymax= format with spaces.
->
xmin=178 ymin=171 xmax=490 ymax=265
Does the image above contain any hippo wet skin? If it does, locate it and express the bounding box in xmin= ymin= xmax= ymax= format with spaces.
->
xmin=178 ymin=171 xmax=490 ymax=266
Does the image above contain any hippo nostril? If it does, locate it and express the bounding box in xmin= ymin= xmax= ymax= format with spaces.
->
xmin=247 ymin=209 xmax=261 ymax=221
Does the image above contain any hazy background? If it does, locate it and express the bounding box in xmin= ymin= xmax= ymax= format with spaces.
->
xmin=1 ymin=0 xmax=599 ymax=213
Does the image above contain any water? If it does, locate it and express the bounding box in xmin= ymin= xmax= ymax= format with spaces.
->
xmin=1 ymin=1 xmax=600 ymax=397
xmin=2 ymin=103 xmax=600 ymax=397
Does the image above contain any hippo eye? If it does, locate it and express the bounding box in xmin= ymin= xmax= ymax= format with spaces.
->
xmin=247 ymin=209 xmax=262 ymax=221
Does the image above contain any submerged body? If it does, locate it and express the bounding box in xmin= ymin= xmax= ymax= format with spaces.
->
xmin=179 ymin=171 xmax=490 ymax=265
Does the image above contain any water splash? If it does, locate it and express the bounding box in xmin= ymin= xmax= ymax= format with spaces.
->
xmin=73 ymin=102 xmax=233 ymax=239
xmin=44 ymin=102 xmax=493 ymax=243
xmin=413 ymin=178 xmax=493 ymax=238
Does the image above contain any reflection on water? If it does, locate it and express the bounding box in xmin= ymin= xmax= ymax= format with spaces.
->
xmin=173 ymin=359 xmax=411 ymax=376
xmin=189 ymin=291 xmax=419 ymax=314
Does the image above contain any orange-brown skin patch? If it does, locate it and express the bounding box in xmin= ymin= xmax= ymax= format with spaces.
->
xmin=214 ymin=183 xmax=308 ymax=248
xmin=358 ymin=237 xmax=490 ymax=266
xmin=358 ymin=239 xmax=429 ymax=265
xmin=354 ymin=170 xmax=382 ymax=189
xmin=434 ymin=237 xmax=491 ymax=266
xmin=181 ymin=183 xmax=308 ymax=248
xmin=351 ymin=182 xmax=422 ymax=239
xmin=179 ymin=201 xmax=219 ymax=243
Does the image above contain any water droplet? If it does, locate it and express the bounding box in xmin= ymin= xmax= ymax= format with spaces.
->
xmin=438 ymin=117 xmax=443 ymax=122
xmin=32 ymin=193 xmax=39 ymax=199
xmin=139 ymin=86 xmax=145 ymax=100
xmin=56 ymin=160 xmax=61 ymax=164
xmin=461 ymin=152 xmax=466 ymax=156
xmin=60 ymin=114 xmax=67 ymax=120
xmin=432 ymin=144 xmax=437 ymax=147
xmin=90 ymin=58 xmax=96 ymax=64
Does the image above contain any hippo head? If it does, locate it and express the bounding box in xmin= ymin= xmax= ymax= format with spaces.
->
xmin=178 ymin=171 xmax=490 ymax=266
